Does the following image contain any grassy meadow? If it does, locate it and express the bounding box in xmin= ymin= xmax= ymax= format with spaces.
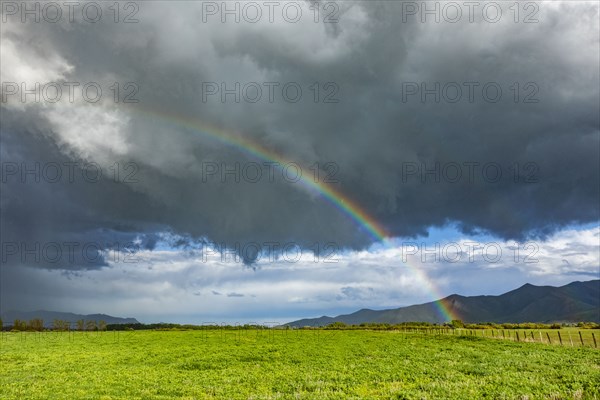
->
xmin=1 ymin=329 xmax=599 ymax=399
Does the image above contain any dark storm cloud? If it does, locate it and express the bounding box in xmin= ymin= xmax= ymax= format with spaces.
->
xmin=0 ymin=110 xmax=169 ymax=269
xmin=1 ymin=139 xmax=189 ymax=268
xmin=1 ymin=0 xmax=598 ymax=268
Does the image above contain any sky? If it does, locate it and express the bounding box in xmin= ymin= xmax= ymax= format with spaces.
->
xmin=1 ymin=1 xmax=599 ymax=324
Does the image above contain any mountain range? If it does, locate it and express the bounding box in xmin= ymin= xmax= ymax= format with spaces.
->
xmin=3 ymin=280 xmax=598 ymax=328
xmin=0 ymin=310 xmax=139 ymax=328
xmin=285 ymin=280 xmax=600 ymax=327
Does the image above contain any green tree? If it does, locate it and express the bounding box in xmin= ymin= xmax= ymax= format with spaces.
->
xmin=76 ymin=319 xmax=85 ymax=331
xmin=53 ymin=319 xmax=70 ymax=331
xmin=98 ymin=320 xmax=107 ymax=331
xmin=451 ymin=320 xmax=464 ymax=328
xmin=13 ymin=319 xmax=27 ymax=331
xmin=86 ymin=320 xmax=97 ymax=331
xmin=28 ymin=318 xmax=44 ymax=331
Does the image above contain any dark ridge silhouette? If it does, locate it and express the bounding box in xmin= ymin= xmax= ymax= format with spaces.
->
xmin=0 ymin=310 xmax=139 ymax=328
xmin=285 ymin=280 xmax=600 ymax=327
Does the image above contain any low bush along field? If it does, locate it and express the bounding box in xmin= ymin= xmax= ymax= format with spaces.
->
xmin=1 ymin=329 xmax=599 ymax=399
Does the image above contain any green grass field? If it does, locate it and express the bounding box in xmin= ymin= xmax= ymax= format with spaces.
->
xmin=1 ymin=330 xmax=599 ymax=399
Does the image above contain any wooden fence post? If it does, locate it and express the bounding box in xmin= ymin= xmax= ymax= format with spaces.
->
xmin=579 ymin=331 xmax=584 ymax=347
xmin=558 ymin=331 xmax=563 ymax=345
xmin=546 ymin=332 xmax=551 ymax=344
xmin=516 ymin=331 xmax=520 ymax=342
xmin=592 ymin=332 xmax=597 ymax=348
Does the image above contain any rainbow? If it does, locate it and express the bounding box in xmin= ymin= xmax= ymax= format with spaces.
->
xmin=410 ymin=266 xmax=460 ymax=322
xmin=122 ymin=105 xmax=459 ymax=322
xmin=131 ymin=105 xmax=390 ymax=241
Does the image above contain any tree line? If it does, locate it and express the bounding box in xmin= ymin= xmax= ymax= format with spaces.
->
xmin=0 ymin=318 xmax=107 ymax=332
xmin=2 ymin=318 xmax=597 ymax=331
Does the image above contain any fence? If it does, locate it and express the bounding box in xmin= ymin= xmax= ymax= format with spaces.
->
xmin=390 ymin=327 xmax=598 ymax=348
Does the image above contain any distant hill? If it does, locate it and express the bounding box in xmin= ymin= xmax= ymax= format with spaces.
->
xmin=0 ymin=310 xmax=139 ymax=328
xmin=285 ymin=280 xmax=600 ymax=327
